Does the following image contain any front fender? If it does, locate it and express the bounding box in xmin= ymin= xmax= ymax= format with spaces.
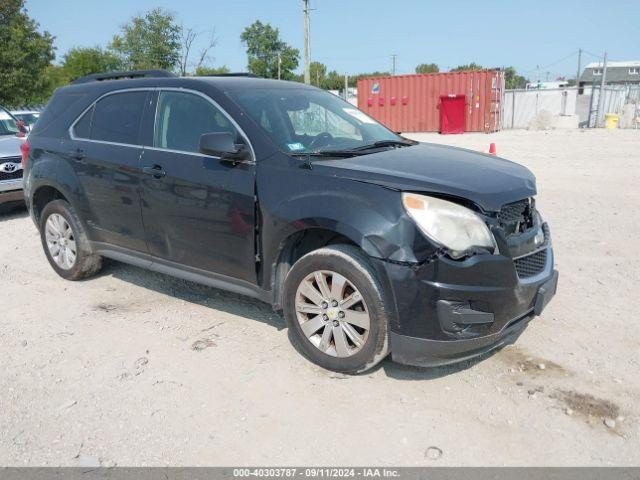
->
xmin=259 ymin=173 xmax=437 ymax=292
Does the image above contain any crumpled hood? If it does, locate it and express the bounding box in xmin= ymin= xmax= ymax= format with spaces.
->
xmin=313 ymin=143 xmax=537 ymax=212
xmin=0 ymin=135 xmax=24 ymax=159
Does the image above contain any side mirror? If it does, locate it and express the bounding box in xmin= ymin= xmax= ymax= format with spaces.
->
xmin=199 ymin=132 xmax=249 ymax=161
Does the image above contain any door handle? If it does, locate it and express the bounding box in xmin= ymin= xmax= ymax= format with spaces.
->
xmin=142 ymin=165 xmax=166 ymax=178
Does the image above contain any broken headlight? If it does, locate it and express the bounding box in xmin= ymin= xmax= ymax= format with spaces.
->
xmin=402 ymin=193 xmax=496 ymax=259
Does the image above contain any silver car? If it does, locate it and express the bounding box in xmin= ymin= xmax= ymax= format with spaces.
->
xmin=0 ymin=106 xmax=25 ymax=205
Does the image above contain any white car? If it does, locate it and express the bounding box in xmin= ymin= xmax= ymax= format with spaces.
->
xmin=11 ymin=109 xmax=40 ymax=130
xmin=0 ymin=106 xmax=26 ymax=206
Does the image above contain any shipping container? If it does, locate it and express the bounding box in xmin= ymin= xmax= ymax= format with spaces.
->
xmin=357 ymin=70 xmax=504 ymax=133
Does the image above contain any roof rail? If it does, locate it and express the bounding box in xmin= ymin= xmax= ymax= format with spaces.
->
xmin=196 ymin=72 xmax=258 ymax=78
xmin=71 ymin=69 xmax=176 ymax=85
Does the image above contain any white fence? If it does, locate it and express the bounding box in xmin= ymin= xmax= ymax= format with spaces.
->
xmin=586 ymin=85 xmax=640 ymax=127
xmin=502 ymin=88 xmax=577 ymax=129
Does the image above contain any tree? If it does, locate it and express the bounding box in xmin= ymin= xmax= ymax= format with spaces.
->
xmin=109 ymin=8 xmax=182 ymax=71
xmin=194 ymin=65 xmax=230 ymax=76
xmin=179 ymin=27 xmax=218 ymax=76
xmin=451 ymin=63 xmax=484 ymax=72
xmin=323 ymin=70 xmax=345 ymax=90
xmin=503 ymin=66 xmax=527 ymax=89
xmin=415 ymin=63 xmax=439 ymax=74
xmin=61 ymin=46 xmax=121 ymax=81
xmin=240 ymin=20 xmax=299 ymax=79
xmin=0 ymin=0 xmax=55 ymax=106
xmin=309 ymin=61 xmax=327 ymax=86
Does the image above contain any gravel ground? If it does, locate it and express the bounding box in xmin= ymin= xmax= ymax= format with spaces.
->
xmin=1 ymin=129 xmax=639 ymax=466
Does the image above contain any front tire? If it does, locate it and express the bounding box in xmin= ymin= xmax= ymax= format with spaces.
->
xmin=39 ymin=200 xmax=102 ymax=280
xmin=283 ymin=244 xmax=390 ymax=374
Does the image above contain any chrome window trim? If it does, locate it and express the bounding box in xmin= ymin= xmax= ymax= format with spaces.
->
xmin=68 ymin=87 xmax=153 ymax=147
xmin=67 ymin=86 xmax=256 ymax=164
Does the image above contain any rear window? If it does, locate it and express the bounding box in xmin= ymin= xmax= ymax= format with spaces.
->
xmin=90 ymin=91 xmax=147 ymax=145
xmin=31 ymin=92 xmax=88 ymax=135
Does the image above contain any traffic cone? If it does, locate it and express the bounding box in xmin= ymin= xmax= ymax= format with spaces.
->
xmin=488 ymin=143 xmax=497 ymax=155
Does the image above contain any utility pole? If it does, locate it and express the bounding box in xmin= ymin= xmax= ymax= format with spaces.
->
xmin=576 ymin=48 xmax=582 ymax=87
xmin=391 ymin=54 xmax=397 ymax=75
xmin=303 ymin=0 xmax=311 ymax=84
xmin=344 ymin=74 xmax=349 ymax=101
xmin=596 ymin=51 xmax=608 ymax=126
xmin=277 ymin=52 xmax=282 ymax=80
xmin=546 ymin=71 xmax=550 ymax=81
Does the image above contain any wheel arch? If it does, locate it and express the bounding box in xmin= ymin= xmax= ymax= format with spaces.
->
xmin=269 ymin=225 xmax=362 ymax=310
xmin=31 ymin=184 xmax=70 ymax=223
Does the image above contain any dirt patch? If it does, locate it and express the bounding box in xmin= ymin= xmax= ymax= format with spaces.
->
xmin=553 ymin=390 xmax=620 ymax=420
xmin=191 ymin=338 xmax=217 ymax=351
xmin=497 ymin=348 xmax=567 ymax=375
xmin=93 ymin=303 xmax=120 ymax=313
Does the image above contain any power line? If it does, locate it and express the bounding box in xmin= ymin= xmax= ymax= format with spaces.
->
xmin=522 ymin=50 xmax=580 ymax=75
xmin=582 ymin=49 xmax=604 ymax=59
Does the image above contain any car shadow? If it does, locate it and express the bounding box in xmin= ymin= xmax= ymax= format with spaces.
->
xmin=97 ymin=259 xmax=504 ymax=379
xmin=377 ymin=347 xmax=503 ymax=380
xmin=101 ymin=259 xmax=285 ymax=331
xmin=0 ymin=202 xmax=28 ymax=218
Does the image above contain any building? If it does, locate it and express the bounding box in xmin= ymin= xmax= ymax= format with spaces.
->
xmin=579 ymin=61 xmax=640 ymax=89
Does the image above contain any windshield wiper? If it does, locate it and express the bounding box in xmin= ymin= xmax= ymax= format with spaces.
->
xmin=290 ymin=150 xmax=363 ymax=158
xmin=289 ymin=139 xmax=415 ymax=159
xmin=350 ymin=139 xmax=416 ymax=151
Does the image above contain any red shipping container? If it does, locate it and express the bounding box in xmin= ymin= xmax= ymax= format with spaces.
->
xmin=357 ymin=71 xmax=504 ymax=133
xmin=439 ymin=95 xmax=465 ymax=134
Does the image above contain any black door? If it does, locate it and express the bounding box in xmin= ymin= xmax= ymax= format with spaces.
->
xmin=67 ymin=90 xmax=150 ymax=252
xmin=139 ymin=90 xmax=256 ymax=283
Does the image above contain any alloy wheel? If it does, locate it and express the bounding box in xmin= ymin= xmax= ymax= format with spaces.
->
xmin=45 ymin=213 xmax=77 ymax=270
xmin=295 ymin=270 xmax=371 ymax=358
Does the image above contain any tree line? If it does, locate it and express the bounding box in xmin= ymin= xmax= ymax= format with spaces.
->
xmin=0 ymin=1 xmax=529 ymax=108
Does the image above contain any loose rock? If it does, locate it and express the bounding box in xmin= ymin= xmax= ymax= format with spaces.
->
xmin=425 ymin=446 xmax=443 ymax=460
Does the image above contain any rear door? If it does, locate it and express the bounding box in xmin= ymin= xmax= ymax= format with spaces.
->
xmin=139 ymin=89 xmax=256 ymax=282
xmin=68 ymin=90 xmax=150 ymax=252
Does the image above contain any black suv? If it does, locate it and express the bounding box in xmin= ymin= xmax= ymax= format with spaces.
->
xmin=23 ymin=70 xmax=558 ymax=373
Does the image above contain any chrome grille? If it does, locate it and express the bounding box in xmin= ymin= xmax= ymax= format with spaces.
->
xmin=0 ymin=170 xmax=23 ymax=181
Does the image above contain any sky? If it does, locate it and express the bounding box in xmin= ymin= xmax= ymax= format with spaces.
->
xmin=27 ymin=0 xmax=640 ymax=80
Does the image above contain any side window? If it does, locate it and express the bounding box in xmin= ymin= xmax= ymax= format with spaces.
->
xmin=153 ymin=91 xmax=238 ymax=154
xmin=73 ymin=105 xmax=94 ymax=139
xmin=91 ymin=91 xmax=148 ymax=144
xmin=287 ymin=102 xmax=362 ymax=140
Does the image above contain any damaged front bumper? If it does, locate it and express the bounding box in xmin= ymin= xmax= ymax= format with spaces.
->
xmin=372 ymin=237 xmax=558 ymax=368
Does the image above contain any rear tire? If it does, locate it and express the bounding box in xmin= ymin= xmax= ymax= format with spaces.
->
xmin=283 ymin=244 xmax=390 ymax=374
xmin=39 ymin=200 xmax=102 ymax=280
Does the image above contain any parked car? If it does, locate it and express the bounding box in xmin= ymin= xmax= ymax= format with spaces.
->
xmin=23 ymin=70 xmax=558 ymax=373
xmin=0 ymin=105 xmax=26 ymax=206
xmin=11 ymin=109 xmax=41 ymax=131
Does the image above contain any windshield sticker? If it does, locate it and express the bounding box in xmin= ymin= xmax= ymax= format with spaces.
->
xmin=343 ymin=108 xmax=376 ymax=124
xmin=287 ymin=142 xmax=305 ymax=151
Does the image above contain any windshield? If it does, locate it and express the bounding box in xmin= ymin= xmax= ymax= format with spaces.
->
xmin=0 ymin=108 xmax=19 ymax=136
xmin=14 ymin=113 xmax=39 ymax=126
xmin=228 ymin=87 xmax=403 ymax=154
